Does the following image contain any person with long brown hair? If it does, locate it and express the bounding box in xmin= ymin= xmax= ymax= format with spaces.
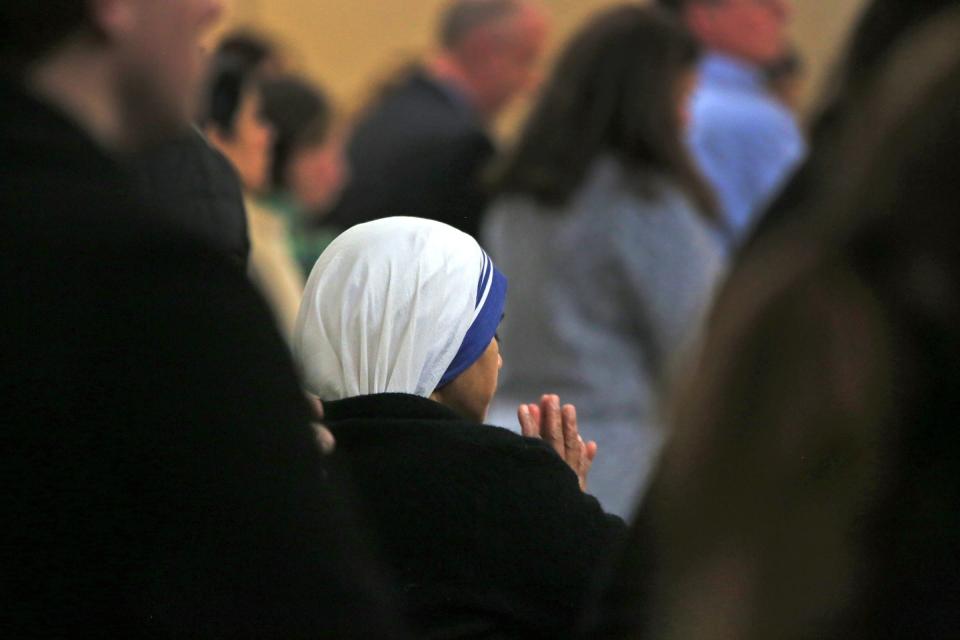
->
xmin=483 ymin=4 xmax=726 ymax=517
xmin=589 ymin=7 xmax=960 ymax=638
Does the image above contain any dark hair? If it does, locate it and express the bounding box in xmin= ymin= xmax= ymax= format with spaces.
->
xmin=215 ymin=30 xmax=278 ymax=74
xmin=200 ymin=54 xmax=262 ymax=137
xmin=765 ymin=46 xmax=804 ymax=84
xmin=656 ymin=0 xmax=684 ymax=10
xmin=656 ymin=0 xmax=714 ymax=13
xmin=841 ymin=0 xmax=958 ymax=86
xmin=492 ymin=5 xmax=718 ymax=219
xmin=810 ymin=0 xmax=959 ymax=139
xmin=260 ymin=75 xmax=333 ymax=190
xmin=0 ymin=2 xmax=88 ymax=69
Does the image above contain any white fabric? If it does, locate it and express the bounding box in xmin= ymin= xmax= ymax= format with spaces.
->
xmin=294 ymin=217 xmax=486 ymax=400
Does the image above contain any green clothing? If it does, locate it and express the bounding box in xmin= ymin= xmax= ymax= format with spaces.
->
xmin=258 ymin=192 xmax=340 ymax=278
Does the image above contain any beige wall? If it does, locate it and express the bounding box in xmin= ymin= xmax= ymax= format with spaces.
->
xmin=790 ymin=0 xmax=869 ymax=115
xmin=220 ymin=0 xmax=869 ymax=129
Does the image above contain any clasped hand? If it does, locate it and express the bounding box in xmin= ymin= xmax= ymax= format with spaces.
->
xmin=518 ymin=395 xmax=597 ymax=492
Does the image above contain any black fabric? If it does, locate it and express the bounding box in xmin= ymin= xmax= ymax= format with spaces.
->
xmin=575 ymin=511 xmax=655 ymax=640
xmin=0 ymin=77 xmax=403 ymax=638
xmin=130 ymin=127 xmax=251 ymax=270
xmin=323 ymin=393 xmax=627 ymax=640
xmin=324 ymin=69 xmax=495 ymax=240
xmin=830 ymin=209 xmax=960 ymax=639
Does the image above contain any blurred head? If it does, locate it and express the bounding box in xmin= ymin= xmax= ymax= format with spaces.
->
xmin=661 ymin=0 xmax=792 ymax=66
xmin=494 ymin=5 xmax=717 ymax=219
xmin=215 ymin=30 xmax=286 ymax=78
xmin=1 ymin=0 xmax=223 ymax=148
xmin=202 ymin=55 xmax=274 ymax=194
xmin=294 ymin=217 xmax=507 ymax=423
xmin=439 ymin=0 xmax=550 ymax=118
xmin=260 ymin=75 xmax=348 ymax=211
xmin=284 ymin=135 xmax=348 ymax=212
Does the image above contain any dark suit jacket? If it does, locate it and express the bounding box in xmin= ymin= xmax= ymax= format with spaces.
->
xmin=0 ymin=77 xmax=402 ymax=638
xmin=324 ymin=393 xmax=626 ymax=640
xmin=326 ymin=68 xmax=495 ymax=239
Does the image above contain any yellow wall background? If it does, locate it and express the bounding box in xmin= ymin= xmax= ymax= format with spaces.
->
xmin=218 ymin=0 xmax=869 ymax=131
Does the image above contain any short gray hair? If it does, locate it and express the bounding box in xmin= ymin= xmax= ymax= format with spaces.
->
xmin=438 ymin=0 xmax=524 ymax=48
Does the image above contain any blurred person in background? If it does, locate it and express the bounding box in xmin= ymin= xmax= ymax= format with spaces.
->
xmin=659 ymin=0 xmax=804 ymax=249
xmin=202 ymin=54 xmax=274 ymax=198
xmin=127 ymin=30 xmax=291 ymax=273
xmin=0 ymin=0 xmax=402 ymax=636
xmin=295 ymin=216 xmax=624 ymax=639
xmin=202 ymin=53 xmax=306 ymax=342
xmin=325 ymin=0 xmax=550 ymax=239
xmin=583 ymin=7 xmax=960 ymax=639
xmin=744 ymin=0 xmax=960 ymax=249
xmin=259 ymin=74 xmax=348 ymax=277
xmin=216 ymin=28 xmax=287 ymax=77
xmin=483 ymin=5 xmax=726 ymax=518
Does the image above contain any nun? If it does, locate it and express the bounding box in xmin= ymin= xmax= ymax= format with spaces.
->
xmin=294 ymin=217 xmax=625 ymax=640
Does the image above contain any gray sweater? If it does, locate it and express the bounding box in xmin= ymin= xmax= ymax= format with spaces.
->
xmin=482 ymin=158 xmax=725 ymax=516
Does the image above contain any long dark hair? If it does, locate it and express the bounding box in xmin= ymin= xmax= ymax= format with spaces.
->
xmin=809 ymin=0 xmax=959 ymax=140
xmin=260 ymin=75 xmax=333 ymax=190
xmin=200 ymin=53 xmax=262 ymax=137
xmin=492 ymin=5 xmax=717 ymax=219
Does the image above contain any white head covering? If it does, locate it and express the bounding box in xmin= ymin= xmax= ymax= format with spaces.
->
xmin=294 ymin=217 xmax=506 ymax=400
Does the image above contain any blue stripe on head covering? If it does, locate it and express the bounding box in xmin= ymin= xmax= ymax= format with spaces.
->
xmin=438 ymin=251 xmax=508 ymax=389
xmin=476 ymin=251 xmax=493 ymax=305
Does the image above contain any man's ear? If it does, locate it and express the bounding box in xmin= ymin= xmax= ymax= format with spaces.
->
xmin=88 ymin=0 xmax=138 ymax=41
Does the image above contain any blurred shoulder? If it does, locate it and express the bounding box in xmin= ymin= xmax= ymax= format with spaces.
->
xmin=693 ymin=82 xmax=800 ymax=141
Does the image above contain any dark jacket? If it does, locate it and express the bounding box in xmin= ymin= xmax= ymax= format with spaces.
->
xmin=130 ymin=127 xmax=251 ymax=270
xmin=324 ymin=393 xmax=626 ymax=639
xmin=0 ymin=77 xmax=402 ymax=638
xmin=325 ymin=68 xmax=495 ymax=239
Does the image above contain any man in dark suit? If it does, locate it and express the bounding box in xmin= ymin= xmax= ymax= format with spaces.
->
xmin=326 ymin=0 xmax=549 ymax=240
xmin=0 ymin=2 xmax=401 ymax=636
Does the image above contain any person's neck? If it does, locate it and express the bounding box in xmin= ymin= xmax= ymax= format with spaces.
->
xmin=426 ymin=52 xmax=492 ymax=122
xmin=706 ymin=49 xmax=760 ymax=70
xmin=27 ymin=42 xmax=129 ymax=152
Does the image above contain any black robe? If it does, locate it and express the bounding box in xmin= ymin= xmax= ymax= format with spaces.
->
xmin=324 ymin=393 xmax=626 ymax=639
xmin=130 ymin=127 xmax=251 ymax=270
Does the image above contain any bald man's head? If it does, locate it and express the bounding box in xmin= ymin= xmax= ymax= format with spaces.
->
xmin=440 ymin=0 xmax=525 ymax=49
xmin=435 ymin=0 xmax=549 ymax=118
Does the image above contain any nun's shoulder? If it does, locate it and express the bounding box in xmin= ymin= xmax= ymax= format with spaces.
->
xmin=472 ymin=421 xmax=568 ymax=461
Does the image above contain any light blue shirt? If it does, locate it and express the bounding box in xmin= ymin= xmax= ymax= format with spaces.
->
xmin=689 ymin=52 xmax=805 ymax=247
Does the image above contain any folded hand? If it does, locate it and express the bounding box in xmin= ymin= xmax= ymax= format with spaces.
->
xmin=518 ymin=395 xmax=597 ymax=491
